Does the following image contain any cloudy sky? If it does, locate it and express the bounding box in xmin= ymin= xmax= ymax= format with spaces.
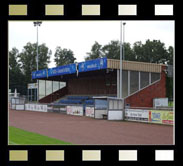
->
xmin=9 ymin=20 xmax=174 ymax=68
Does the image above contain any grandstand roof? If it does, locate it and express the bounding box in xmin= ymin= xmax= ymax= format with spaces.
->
xmin=32 ymin=58 xmax=165 ymax=80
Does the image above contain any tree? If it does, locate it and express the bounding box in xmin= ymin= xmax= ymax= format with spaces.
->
xmin=86 ymin=40 xmax=135 ymax=61
xmin=9 ymin=48 xmax=26 ymax=95
xmin=167 ymin=46 xmax=173 ymax=65
xmin=166 ymin=46 xmax=174 ymax=101
xmin=102 ymin=40 xmax=120 ymax=59
xmin=102 ymin=41 xmax=135 ymax=61
xmin=85 ymin=41 xmax=103 ymax=60
xmin=133 ymin=40 xmax=169 ymax=64
xmin=18 ymin=42 xmax=51 ymax=84
xmin=54 ymin=47 xmax=76 ymax=66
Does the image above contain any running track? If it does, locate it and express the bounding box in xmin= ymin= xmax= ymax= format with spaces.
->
xmin=9 ymin=110 xmax=173 ymax=145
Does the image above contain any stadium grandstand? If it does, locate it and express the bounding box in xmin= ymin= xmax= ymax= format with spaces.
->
xmin=31 ymin=58 xmax=167 ymax=108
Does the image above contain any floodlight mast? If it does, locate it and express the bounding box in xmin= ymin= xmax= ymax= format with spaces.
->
xmin=123 ymin=22 xmax=126 ymax=61
xmin=119 ymin=22 xmax=123 ymax=99
xmin=119 ymin=22 xmax=126 ymax=99
xmin=33 ymin=21 xmax=42 ymax=71
xmin=33 ymin=21 xmax=42 ymax=102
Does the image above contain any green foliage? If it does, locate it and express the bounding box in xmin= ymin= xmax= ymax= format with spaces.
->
xmin=9 ymin=43 xmax=51 ymax=95
xmin=86 ymin=39 xmax=173 ymax=64
xmin=9 ymin=48 xmax=26 ymax=95
xmin=54 ymin=47 xmax=76 ymax=66
xmin=133 ymin=40 xmax=169 ymax=64
xmin=9 ymin=126 xmax=72 ymax=145
xmin=85 ymin=41 xmax=103 ymax=60
xmin=168 ymin=101 xmax=173 ymax=107
xmin=102 ymin=40 xmax=120 ymax=59
xmin=166 ymin=76 xmax=173 ymax=100
xmin=18 ymin=42 xmax=51 ymax=83
xmin=167 ymin=46 xmax=173 ymax=65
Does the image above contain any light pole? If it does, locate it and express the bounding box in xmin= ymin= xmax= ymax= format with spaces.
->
xmin=33 ymin=21 xmax=42 ymax=102
xmin=123 ymin=22 xmax=126 ymax=61
xmin=119 ymin=21 xmax=126 ymax=99
xmin=119 ymin=22 xmax=122 ymax=99
xmin=33 ymin=21 xmax=42 ymax=71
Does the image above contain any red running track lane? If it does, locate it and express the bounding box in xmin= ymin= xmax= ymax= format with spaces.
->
xmin=9 ymin=110 xmax=173 ymax=145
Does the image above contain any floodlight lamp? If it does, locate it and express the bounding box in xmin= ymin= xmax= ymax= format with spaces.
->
xmin=37 ymin=21 xmax=42 ymax=26
xmin=33 ymin=21 xmax=42 ymax=26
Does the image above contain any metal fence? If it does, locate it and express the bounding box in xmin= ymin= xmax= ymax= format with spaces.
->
xmin=10 ymin=97 xmax=26 ymax=110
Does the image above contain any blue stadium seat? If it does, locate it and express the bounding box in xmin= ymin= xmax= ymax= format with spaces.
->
xmin=85 ymin=100 xmax=94 ymax=105
xmin=67 ymin=96 xmax=89 ymax=100
xmin=58 ymin=99 xmax=82 ymax=104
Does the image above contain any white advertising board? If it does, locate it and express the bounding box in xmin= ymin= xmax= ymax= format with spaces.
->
xmin=125 ymin=109 xmax=149 ymax=122
xmin=108 ymin=111 xmax=123 ymax=120
xmin=66 ymin=106 xmax=83 ymax=116
xmin=25 ymin=104 xmax=47 ymax=112
xmin=153 ymin=98 xmax=168 ymax=107
xmin=85 ymin=106 xmax=94 ymax=117
xmin=15 ymin=104 xmax=25 ymax=110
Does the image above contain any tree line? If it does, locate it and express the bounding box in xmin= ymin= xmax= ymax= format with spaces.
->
xmin=85 ymin=40 xmax=173 ymax=65
xmin=9 ymin=40 xmax=173 ymax=99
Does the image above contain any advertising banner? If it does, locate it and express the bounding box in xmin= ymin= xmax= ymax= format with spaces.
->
xmin=48 ymin=63 xmax=76 ymax=77
xmin=32 ymin=69 xmax=47 ymax=79
xmin=149 ymin=110 xmax=174 ymax=125
xmin=125 ymin=109 xmax=149 ymax=122
xmin=66 ymin=106 xmax=83 ymax=116
xmin=25 ymin=104 xmax=47 ymax=112
xmin=16 ymin=105 xmax=25 ymax=110
xmin=78 ymin=58 xmax=107 ymax=72
xmin=85 ymin=106 xmax=94 ymax=117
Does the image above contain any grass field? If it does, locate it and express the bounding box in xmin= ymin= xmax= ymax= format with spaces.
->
xmin=9 ymin=126 xmax=72 ymax=145
xmin=168 ymin=101 xmax=174 ymax=107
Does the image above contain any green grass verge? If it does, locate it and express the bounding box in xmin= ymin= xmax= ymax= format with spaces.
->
xmin=168 ymin=101 xmax=174 ymax=107
xmin=9 ymin=126 xmax=72 ymax=145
